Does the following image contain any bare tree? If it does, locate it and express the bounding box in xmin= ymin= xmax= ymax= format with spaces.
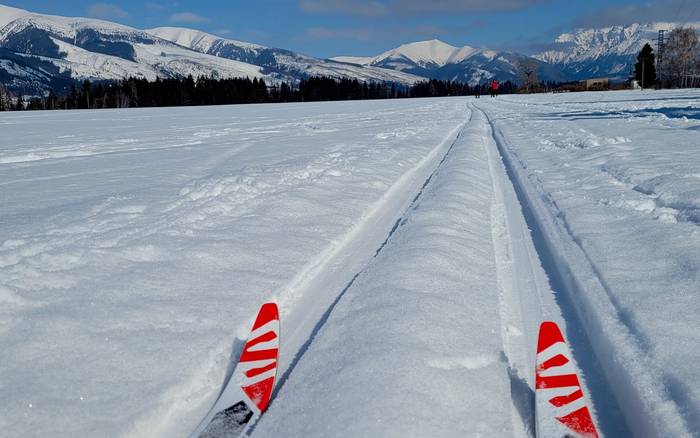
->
xmin=665 ymin=27 xmax=700 ymax=88
xmin=517 ymin=59 xmax=538 ymax=93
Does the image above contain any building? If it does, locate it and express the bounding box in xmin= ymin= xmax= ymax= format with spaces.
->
xmin=580 ymin=78 xmax=610 ymax=90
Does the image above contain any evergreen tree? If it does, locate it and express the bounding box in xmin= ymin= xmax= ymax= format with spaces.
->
xmin=82 ymin=79 xmax=91 ymax=109
xmin=3 ymin=74 xmax=508 ymax=112
xmin=634 ymin=43 xmax=657 ymax=88
xmin=46 ymin=89 xmax=59 ymax=110
xmin=0 ymin=83 xmax=8 ymax=111
xmin=27 ymin=97 xmax=44 ymax=110
xmin=68 ymin=84 xmax=79 ymax=109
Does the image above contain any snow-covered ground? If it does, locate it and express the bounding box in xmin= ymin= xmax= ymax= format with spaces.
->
xmin=0 ymin=98 xmax=469 ymax=436
xmin=476 ymin=89 xmax=700 ymax=437
xmin=1 ymin=90 xmax=699 ymax=437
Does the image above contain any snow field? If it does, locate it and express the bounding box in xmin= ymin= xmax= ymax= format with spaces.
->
xmin=0 ymin=98 xmax=469 ymax=437
xmin=477 ymin=89 xmax=700 ymax=437
xmin=1 ymin=90 xmax=698 ymax=437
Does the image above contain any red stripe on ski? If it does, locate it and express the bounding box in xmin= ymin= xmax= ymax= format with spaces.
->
xmin=537 ymin=321 xmax=565 ymax=353
xmin=536 ymin=373 xmax=580 ymax=390
xmin=245 ymin=361 xmax=277 ymax=378
xmin=240 ymin=331 xmax=278 ymax=362
xmin=540 ymin=353 xmax=569 ymax=370
xmin=549 ymin=389 xmax=583 ymax=407
xmin=535 ymin=321 xmax=600 ymax=438
xmin=557 ymin=406 xmax=599 ymax=438
xmin=252 ymin=302 xmax=279 ymax=330
xmin=239 ymin=302 xmax=279 ymax=415
xmin=242 ymin=376 xmax=275 ymax=412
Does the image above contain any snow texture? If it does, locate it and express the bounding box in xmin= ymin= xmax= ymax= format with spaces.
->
xmin=1 ymin=90 xmax=699 ymax=438
xmin=0 ymin=98 xmax=469 ymax=437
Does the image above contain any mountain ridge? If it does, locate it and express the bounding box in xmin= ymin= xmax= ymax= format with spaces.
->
xmin=148 ymin=26 xmax=422 ymax=86
xmin=333 ymin=39 xmax=565 ymax=84
xmin=0 ymin=4 xmax=422 ymax=93
xmin=534 ymin=21 xmax=700 ymax=80
xmin=2 ymin=3 xmax=700 ymax=94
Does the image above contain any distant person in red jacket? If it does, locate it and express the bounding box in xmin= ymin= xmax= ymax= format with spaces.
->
xmin=490 ymin=79 xmax=499 ymax=98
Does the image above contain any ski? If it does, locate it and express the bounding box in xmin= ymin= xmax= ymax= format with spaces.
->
xmin=535 ymin=321 xmax=600 ymax=438
xmin=190 ymin=302 xmax=280 ymax=438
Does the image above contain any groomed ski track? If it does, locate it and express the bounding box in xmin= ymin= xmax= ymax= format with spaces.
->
xmin=247 ymin=104 xmax=633 ymax=437
xmin=476 ymin=99 xmax=694 ymax=438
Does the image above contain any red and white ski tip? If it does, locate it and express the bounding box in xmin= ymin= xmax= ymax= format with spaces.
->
xmin=190 ymin=302 xmax=280 ymax=438
xmin=237 ymin=302 xmax=280 ymax=414
xmin=535 ymin=321 xmax=600 ymax=438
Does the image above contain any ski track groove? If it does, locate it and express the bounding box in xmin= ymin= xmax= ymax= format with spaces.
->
xmin=475 ymin=102 xmax=689 ymax=437
xmin=245 ymin=111 xmax=471 ymax=436
xmin=476 ymin=102 xmax=623 ymax=437
xmin=482 ymin=109 xmax=535 ymax=438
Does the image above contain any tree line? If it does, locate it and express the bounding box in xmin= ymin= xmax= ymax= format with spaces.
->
xmin=0 ymin=76 xmax=516 ymax=111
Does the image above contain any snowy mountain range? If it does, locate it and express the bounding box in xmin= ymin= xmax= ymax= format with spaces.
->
xmin=535 ymin=22 xmax=700 ymax=80
xmin=333 ymin=39 xmax=567 ymax=84
xmin=2 ymin=3 xmax=700 ymax=94
xmin=0 ymin=4 xmax=420 ymax=93
xmin=148 ymin=27 xmax=420 ymax=85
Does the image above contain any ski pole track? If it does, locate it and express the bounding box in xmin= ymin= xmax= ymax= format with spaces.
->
xmin=475 ymin=102 xmax=691 ymax=437
xmin=242 ymin=111 xmax=471 ymax=435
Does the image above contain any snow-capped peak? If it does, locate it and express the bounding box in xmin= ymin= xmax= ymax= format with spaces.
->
xmin=333 ymin=39 xmax=481 ymax=70
xmin=536 ymin=21 xmax=700 ymax=65
xmin=374 ymin=39 xmax=460 ymax=67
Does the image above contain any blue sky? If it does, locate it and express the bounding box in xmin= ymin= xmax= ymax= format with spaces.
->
xmin=4 ymin=0 xmax=700 ymax=57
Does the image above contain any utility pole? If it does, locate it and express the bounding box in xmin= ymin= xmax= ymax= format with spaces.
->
xmin=657 ymin=29 xmax=665 ymax=88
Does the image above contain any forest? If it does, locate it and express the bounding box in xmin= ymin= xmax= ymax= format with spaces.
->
xmin=0 ymin=76 xmax=517 ymax=111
